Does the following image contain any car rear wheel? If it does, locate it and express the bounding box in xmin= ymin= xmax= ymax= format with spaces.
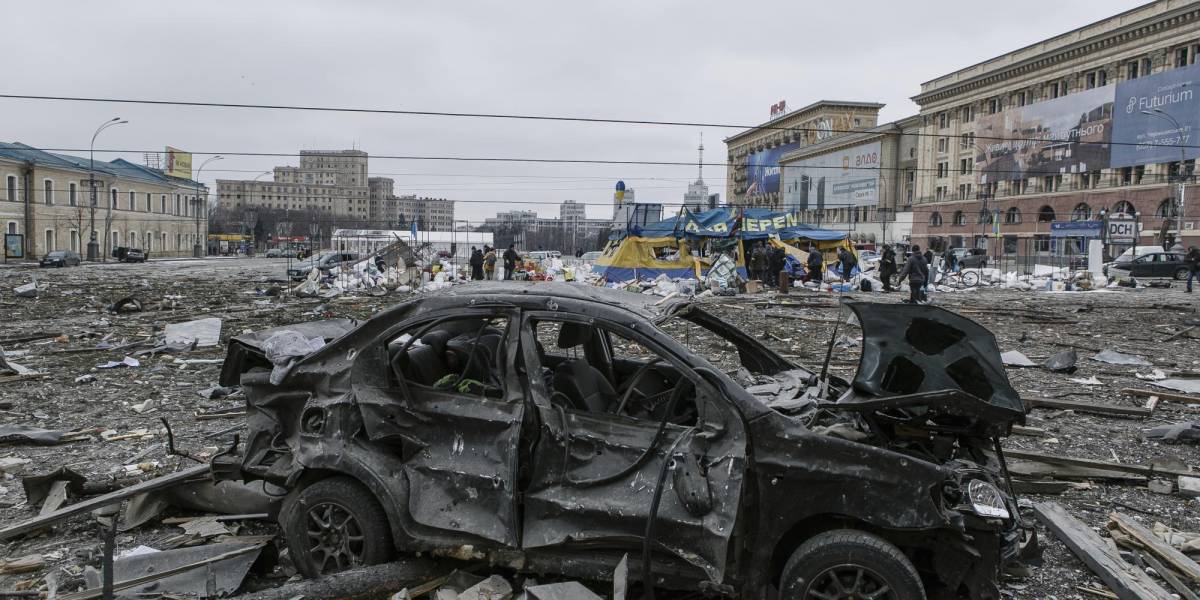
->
xmin=280 ymin=476 xmax=394 ymax=578
xmin=780 ymin=529 xmax=923 ymax=600
xmin=1175 ymin=268 xmax=1189 ymax=280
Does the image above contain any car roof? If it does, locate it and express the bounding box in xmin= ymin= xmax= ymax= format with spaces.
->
xmin=413 ymin=281 xmax=688 ymax=320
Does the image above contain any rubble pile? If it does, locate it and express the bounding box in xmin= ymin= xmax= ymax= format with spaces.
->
xmin=1 ymin=257 xmax=1198 ymax=599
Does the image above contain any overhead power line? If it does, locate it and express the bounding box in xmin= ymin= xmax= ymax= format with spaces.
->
xmin=20 ymin=146 xmax=1188 ymax=179
xmin=0 ymin=93 xmax=1191 ymax=150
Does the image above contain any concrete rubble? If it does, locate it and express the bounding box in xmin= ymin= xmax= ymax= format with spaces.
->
xmin=0 ymin=256 xmax=1198 ymax=599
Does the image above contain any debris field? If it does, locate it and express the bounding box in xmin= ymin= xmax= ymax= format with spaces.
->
xmin=1 ymin=257 xmax=1199 ymax=599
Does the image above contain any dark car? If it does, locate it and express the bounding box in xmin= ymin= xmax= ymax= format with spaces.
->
xmin=39 ymin=250 xmax=81 ymax=268
xmin=287 ymin=251 xmax=358 ymax=280
xmin=1108 ymin=252 xmax=1188 ymax=280
xmin=112 ymin=247 xmax=148 ymax=263
xmin=215 ymin=283 xmax=1032 ymax=598
xmin=948 ymin=248 xmax=988 ymax=269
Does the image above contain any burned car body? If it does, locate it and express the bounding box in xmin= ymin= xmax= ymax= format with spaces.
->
xmin=216 ymin=282 xmax=1033 ymax=599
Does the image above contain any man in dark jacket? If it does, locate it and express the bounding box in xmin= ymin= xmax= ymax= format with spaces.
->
xmin=502 ymin=245 xmax=519 ymax=280
xmin=805 ymin=246 xmax=824 ymax=283
xmin=879 ymin=246 xmax=897 ymax=292
xmin=1186 ymin=246 xmax=1200 ymax=293
xmin=838 ymin=247 xmax=857 ymax=281
xmin=469 ymin=246 xmax=484 ymax=280
xmin=750 ymin=243 xmax=768 ymax=283
xmin=767 ymin=245 xmax=785 ymax=287
xmin=897 ymin=244 xmax=929 ymax=304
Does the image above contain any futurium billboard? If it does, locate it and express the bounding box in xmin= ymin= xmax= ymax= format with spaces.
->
xmin=780 ymin=140 xmax=882 ymax=211
xmin=1112 ymin=63 xmax=1200 ymax=167
xmin=745 ymin=142 xmax=800 ymax=197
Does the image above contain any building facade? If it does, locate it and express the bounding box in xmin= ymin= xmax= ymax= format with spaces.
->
xmin=780 ymin=115 xmax=921 ymax=246
xmin=909 ymin=0 xmax=1200 ymax=264
xmin=1 ymin=142 xmax=207 ymax=260
xmin=217 ymin=150 xmax=370 ymax=219
xmin=725 ymin=100 xmax=885 ymax=207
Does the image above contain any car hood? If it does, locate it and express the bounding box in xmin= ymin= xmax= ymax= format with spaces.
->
xmin=844 ymin=302 xmax=1025 ymax=429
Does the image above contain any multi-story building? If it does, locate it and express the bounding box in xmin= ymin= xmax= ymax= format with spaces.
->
xmin=481 ymin=207 xmax=613 ymax=251
xmin=560 ymin=200 xmax=586 ymax=220
xmin=217 ymin=151 xmax=456 ymax=231
xmin=0 ymin=142 xmax=207 ymax=259
xmin=395 ymin=194 xmax=455 ymax=231
xmin=780 ymin=115 xmax=921 ymax=246
xmin=724 ymin=100 xmax=885 ymax=207
xmin=909 ymin=0 xmax=1200 ymax=263
xmin=216 ymin=150 xmax=370 ymax=220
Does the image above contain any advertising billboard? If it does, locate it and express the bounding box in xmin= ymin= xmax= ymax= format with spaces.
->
xmin=780 ymin=140 xmax=882 ymax=211
xmin=1111 ymin=63 xmax=1200 ymax=167
xmin=975 ymin=86 xmax=1113 ymax=181
xmin=745 ymin=142 xmax=800 ymax=197
xmin=166 ymin=147 xmax=193 ymax=180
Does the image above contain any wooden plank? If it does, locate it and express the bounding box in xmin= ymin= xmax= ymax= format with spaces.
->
xmin=0 ymin=464 xmax=210 ymax=541
xmin=1109 ymin=512 xmax=1200 ymax=584
xmin=1122 ymin=388 xmax=1200 ymax=404
xmin=1006 ymin=449 xmax=1195 ymax=479
xmin=1025 ymin=397 xmax=1152 ymax=418
xmin=1144 ymin=396 xmax=1160 ymax=410
xmin=1006 ymin=459 xmax=1146 ymax=484
xmin=1033 ymin=503 xmax=1174 ymax=600
xmin=1138 ymin=551 xmax=1200 ymax=600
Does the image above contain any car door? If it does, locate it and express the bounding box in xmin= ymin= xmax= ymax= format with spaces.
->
xmin=352 ymin=308 xmax=525 ymax=547
xmin=517 ymin=311 xmax=747 ymax=584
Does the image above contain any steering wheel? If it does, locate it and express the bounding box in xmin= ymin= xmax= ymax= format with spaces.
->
xmin=611 ymin=358 xmax=665 ymax=415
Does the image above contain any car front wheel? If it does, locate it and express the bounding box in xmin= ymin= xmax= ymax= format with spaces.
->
xmin=280 ymin=476 xmax=394 ymax=578
xmin=1175 ymin=268 xmax=1190 ymax=280
xmin=780 ymin=529 xmax=923 ymax=600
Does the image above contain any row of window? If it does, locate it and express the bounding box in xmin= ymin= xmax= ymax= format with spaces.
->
xmin=2 ymin=223 xmax=197 ymax=254
xmin=934 ymin=42 xmax=1200 ymax=130
xmin=927 ymin=199 xmax=1169 ymax=227
xmin=5 ymin=175 xmax=199 ymax=216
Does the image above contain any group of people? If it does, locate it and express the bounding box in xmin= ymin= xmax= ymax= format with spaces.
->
xmin=748 ymin=242 xmax=788 ymax=287
xmin=467 ymin=244 xmax=523 ymax=280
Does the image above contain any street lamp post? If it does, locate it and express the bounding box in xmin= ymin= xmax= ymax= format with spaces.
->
xmin=193 ymin=155 xmax=223 ymax=258
xmin=87 ymin=118 xmax=127 ymax=261
xmin=1142 ymin=109 xmax=1188 ymax=246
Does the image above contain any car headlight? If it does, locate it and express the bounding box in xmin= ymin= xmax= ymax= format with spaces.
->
xmin=966 ymin=480 xmax=1011 ymax=519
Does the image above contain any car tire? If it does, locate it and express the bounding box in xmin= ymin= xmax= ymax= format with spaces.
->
xmin=1175 ymin=268 xmax=1189 ymax=280
xmin=280 ymin=476 xmax=394 ymax=578
xmin=780 ymin=529 xmax=924 ymax=600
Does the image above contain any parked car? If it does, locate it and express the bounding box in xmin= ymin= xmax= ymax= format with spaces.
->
xmin=947 ymin=247 xmax=988 ymax=269
xmin=265 ymin=248 xmax=283 ymax=258
xmin=286 ymin=251 xmax=358 ymax=280
xmin=39 ymin=250 xmax=82 ymax=268
xmin=579 ymin=250 xmax=602 ymax=262
xmin=112 ymin=247 xmax=147 ymax=263
xmin=1102 ymin=246 xmax=1161 ymax=276
xmin=527 ymin=250 xmax=562 ymax=262
xmin=1107 ymin=251 xmax=1189 ymax=280
xmin=215 ymin=283 xmax=1032 ymax=598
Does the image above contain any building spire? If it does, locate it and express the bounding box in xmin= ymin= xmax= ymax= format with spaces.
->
xmin=697 ymin=132 xmax=704 ymax=183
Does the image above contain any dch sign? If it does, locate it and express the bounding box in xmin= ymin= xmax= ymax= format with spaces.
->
xmin=1107 ymin=214 xmax=1137 ymax=244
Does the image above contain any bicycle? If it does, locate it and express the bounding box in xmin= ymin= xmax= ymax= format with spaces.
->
xmin=937 ymin=268 xmax=980 ymax=288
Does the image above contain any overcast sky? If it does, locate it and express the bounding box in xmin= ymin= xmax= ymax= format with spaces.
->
xmin=2 ymin=0 xmax=1140 ymax=224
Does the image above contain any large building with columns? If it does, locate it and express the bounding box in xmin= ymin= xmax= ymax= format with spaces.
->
xmin=0 ymin=142 xmax=207 ymax=260
xmin=909 ymin=0 xmax=1200 ymax=264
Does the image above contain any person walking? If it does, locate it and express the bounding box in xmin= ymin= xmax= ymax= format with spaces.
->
xmin=502 ymin=244 xmax=519 ymax=280
xmin=879 ymin=246 xmax=897 ymax=292
xmin=483 ymin=246 xmax=497 ymax=280
xmin=750 ymin=242 xmax=768 ymax=283
xmin=1186 ymin=245 xmax=1200 ymax=293
xmin=469 ymin=246 xmax=484 ymax=281
xmin=838 ymin=247 xmax=858 ymax=282
xmin=897 ymin=244 xmax=929 ymax=304
xmin=805 ymin=245 xmax=824 ymax=284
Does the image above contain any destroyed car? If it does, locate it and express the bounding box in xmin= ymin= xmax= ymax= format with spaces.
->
xmin=216 ymin=282 xmax=1033 ymax=599
xmin=287 ymin=251 xmax=359 ymax=281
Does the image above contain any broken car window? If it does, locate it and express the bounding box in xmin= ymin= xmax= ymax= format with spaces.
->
xmin=387 ymin=316 xmax=508 ymax=398
xmin=529 ymin=318 xmax=698 ymax=426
